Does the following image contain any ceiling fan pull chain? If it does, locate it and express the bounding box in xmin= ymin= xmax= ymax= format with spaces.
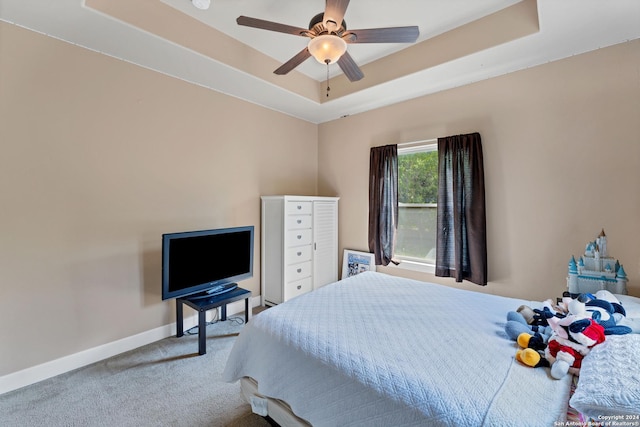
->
xmin=326 ymin=60 xmax=330 ymax=98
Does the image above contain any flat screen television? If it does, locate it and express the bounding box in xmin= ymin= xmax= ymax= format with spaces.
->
xmin=162 ymin=225 xmax=254 ymax=300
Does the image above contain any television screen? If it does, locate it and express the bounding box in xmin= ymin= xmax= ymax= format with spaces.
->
xmin=162 ymin=226 xmax=254 ymax=300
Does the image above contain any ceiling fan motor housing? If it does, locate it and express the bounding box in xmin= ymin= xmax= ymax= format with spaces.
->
xmin=309 ymin=12 xmax=347 ymax=35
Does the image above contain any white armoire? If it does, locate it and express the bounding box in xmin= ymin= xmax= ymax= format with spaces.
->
xmin=261 ymin=195 xmax=339 ymax=305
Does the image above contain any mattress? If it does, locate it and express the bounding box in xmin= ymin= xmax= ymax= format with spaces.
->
xmin=223 ymin=271 xmax=573 ymax=426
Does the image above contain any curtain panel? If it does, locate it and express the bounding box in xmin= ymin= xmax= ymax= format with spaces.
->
xmin=436 ymin=133 xmax=487 ymax=285
xmin=368 ymin=144 xmax=398 ymax=266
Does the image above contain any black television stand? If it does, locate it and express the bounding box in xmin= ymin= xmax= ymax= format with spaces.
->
xmin=176 ymin=287 xmax=251 ymax=355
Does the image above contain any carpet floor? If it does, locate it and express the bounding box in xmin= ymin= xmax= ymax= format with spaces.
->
xmin=0 ymin=317 xmax=271 ymax=427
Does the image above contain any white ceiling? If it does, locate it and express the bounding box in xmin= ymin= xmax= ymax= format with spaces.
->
xmin=1 ymin=0 xmax=639 ymax=124
xmin=160 ymin=0 xmax=522 ymax=81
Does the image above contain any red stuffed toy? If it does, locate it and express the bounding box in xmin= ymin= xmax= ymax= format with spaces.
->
xmin=516 ymin=314 xmax=606 ymax=379
xmin=544 ymin=315 xmax=605 ymax=379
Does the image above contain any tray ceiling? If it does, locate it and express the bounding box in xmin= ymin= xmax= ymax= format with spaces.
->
xmin=1 ymin=0 xmax=639 ymax=123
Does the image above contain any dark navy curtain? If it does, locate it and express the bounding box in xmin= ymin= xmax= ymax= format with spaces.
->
xmin=435 ymin=133 xmax=487 ymax=285
xmin=368 ymin=144 xmax=398 ymax=266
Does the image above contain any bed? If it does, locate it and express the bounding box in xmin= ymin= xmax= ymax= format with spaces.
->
xmin=223 ymin=272 xmax=640 ymax=426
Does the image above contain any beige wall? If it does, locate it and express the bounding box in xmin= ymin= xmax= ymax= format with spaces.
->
xmin=2 ymin=20 xmax=639 ymax=381
xmin=0 ymin=22 xmax=317 ymax=376
xmin=319 ymin=39 xmax=640 ymax=302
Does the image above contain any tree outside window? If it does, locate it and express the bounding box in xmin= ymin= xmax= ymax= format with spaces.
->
xmin=396 ymin=144 xmax=438 ymax=264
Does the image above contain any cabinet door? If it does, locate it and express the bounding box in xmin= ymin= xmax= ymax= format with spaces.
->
xmin=313 ymin=201 xmax=338 ymax=289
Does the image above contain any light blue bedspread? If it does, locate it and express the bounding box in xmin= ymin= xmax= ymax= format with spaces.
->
xmin=224 ymin=272 xmax=572 ymax=426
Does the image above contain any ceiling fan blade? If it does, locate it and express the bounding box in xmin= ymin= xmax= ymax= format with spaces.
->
xmin=345 ymin=26 xmax=419 ymax=43
xmin=274 ymin=48 xmax=312 ymax=75
xmin=324 ymin=0 xmax=350 ymax=30
xmin=337 ymin=51 xmax=364 ymax=82
xmin=237 ymin=16 xmax=309 ymax=37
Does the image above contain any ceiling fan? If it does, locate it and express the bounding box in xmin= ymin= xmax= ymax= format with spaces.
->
xmin=236 ymin=0 xmax=419 ymax=82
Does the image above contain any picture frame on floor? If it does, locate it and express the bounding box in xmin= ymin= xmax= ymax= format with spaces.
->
xmin=341 ymin=249 xmax=376 ymax=280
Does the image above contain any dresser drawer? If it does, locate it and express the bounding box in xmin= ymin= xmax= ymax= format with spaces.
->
xmin=286 ymin=261 xmax=311 ymax=282
xmin=286 ymin=245 xmax=312 ymax=264
xmin=285 ymin=277 xmax=312 ymax=300
xmin=286 ymin=229 xmax=312 ymax=247
xmin=286 ymin=214 xmax=311 ymax=230
xmin=286 ymin=201 xmax=312 ymax=215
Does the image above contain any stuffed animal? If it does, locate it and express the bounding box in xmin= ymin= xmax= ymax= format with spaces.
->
xmin=507 ymin=304 xmax=558 ymax=368
xmin=516 ymin=304 xmax=561 ymax=326
xmin=544 ymin=315 xmax=606 ymax=379
xmin=504 ymin=298 xmax=567 ymax=343
xmin=582 ymin=290 xmax=632 ymax=335
xmin=515 ymin=314 xmax=606 ymax=379
xmin=505 ymin=310 xmax=552 ymax=344
xmin=592 ymin=290 xmax=640 ymax=334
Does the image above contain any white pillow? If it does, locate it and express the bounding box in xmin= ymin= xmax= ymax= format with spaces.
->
xmin=616 ymin=294 xmax=640 ymax=318
xmin=614 ymin=295 xmax=640 ymax=333
xmin=570 ymin=334 xmax=640 ymax=419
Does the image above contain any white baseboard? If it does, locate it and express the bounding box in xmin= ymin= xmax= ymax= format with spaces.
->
xmin=0 ymin=295 xmax=261 ymax=395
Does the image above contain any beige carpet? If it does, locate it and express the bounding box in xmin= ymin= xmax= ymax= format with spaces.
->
xmin=0 ymin=317 xmax=272 ymax=427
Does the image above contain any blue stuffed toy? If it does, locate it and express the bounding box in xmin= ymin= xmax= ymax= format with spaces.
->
xmin=505 ymin=308 xmax=554 ymax=350
xmin=578 ymin=291 xmax=632 ymax=335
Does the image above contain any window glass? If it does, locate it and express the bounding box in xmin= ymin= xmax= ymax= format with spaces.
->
xmin=396 ymin=144 xmax=438 ymax=265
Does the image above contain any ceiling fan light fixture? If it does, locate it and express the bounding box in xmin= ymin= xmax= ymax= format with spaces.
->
xmin=191 ymin=0 xmax=210 ymax=10
xmin=308 ymin=35 xmax=347 ymax=65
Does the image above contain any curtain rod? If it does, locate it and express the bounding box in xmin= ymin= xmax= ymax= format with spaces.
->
xmin=397 ymin=138 xmax=437 ymax=147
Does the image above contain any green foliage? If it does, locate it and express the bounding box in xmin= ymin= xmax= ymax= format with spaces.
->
xmin=398 ymin=151 xmax=438 ymax=204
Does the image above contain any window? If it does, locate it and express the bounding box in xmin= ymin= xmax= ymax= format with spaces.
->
xmin=395 ymin=142 xmax=438 ymax=267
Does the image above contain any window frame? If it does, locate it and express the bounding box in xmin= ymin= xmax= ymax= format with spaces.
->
xmin=391 ymin=140 xmax=438 ymax=274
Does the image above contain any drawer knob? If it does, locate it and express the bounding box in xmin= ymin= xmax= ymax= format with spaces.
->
xmin=297 ymin=251 xmax=302 ymax=256
xmin=297 ymin=235 xmax=302 ymax=240
xmin=297 ymin=285 xmax=301 ymax=290
xmin=297 ymin=205 xmax=302 ymax=210
xmin=297 ymin=268 xmax=302 ymax=273
xmin=297 ymin=219 xmax=302 ymax=224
